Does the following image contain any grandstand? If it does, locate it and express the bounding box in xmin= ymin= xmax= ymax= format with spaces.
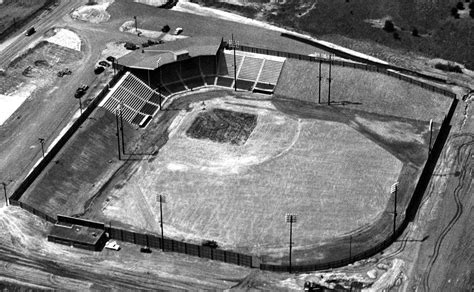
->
xmin=105 ymin=37 xmax=286 ymax=128
xmin=99 ymin=72 xmax=161 ymax=127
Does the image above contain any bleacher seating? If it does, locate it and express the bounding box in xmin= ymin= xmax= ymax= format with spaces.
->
xmin=218 ymin=53 xmax=243 ymax=77
xmin=238 ymin=57 xmax=263 ymax=81
xmin=185 ymin=76 xmax=205 ymax=89
xmin=200 ymin=56 xmax=217 ymax=76
xmin=180 ymin=58 xmax=201 ymax=79
xmin=100 ymin=72 xmax=162 ymax=126
xmin=204 ymin=76 xmax=216 ymax=86
xmin=258 ymin=59 xmax=284 ymax=84
xmin=165 ymin=81 xmax=187 ymax=94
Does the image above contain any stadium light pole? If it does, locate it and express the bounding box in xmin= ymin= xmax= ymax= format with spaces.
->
xmin=157 ymin=194 xmax=166 ymax=252
xmin=327 ymin=54 xmax=332 ymax=105
xmin=1 ymin=182 xmax=8 ymax=206
xmin=391 ymin=182 xmax=399 ymax=240
xmin=285 ymin=213 xmax=297 ymax=273
xmin=318 ymin=59 xmax=322 ymax=104
xmin=428 ymin=119 xmax=433 ymax=155
xmin=134 ymin=16 xmax=138 ymax=33
xmin=38 ymin=138 xmax=45 ymax=158
xmin=349 ymin=235 xmax=352 ymax=261
xmin=228 ymin=34 xmax=239 ymax=92
xmin=115 ymin=107 xmax=121 ymax=160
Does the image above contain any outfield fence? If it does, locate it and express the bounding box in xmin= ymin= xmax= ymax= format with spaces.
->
xmin=231 ymin=43 xmax=456 ymax=99
xmin=6 ymin=47 xmax=459 ymax=272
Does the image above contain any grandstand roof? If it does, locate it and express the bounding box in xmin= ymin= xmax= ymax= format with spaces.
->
xmin=117 ymin=36 xmax=223 ymax=70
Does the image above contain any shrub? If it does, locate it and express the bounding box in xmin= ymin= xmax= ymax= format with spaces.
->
xmin=161 ymin=25 xmax=170 ymax=33
xmin=383 ymin=20 xmax=395 ymax=32
xmin=412 ymin=28 xmax=419 ymax=37
xmin=393 ymin=32 xmax=401 ymax=40
xmin=469 ymin=2 xmax=474 ymax=9
xmin=451 ymin=7 xmax=460 ymax=18
xmin=434 ymin=63 xmax=463 ymax=73
xmin=470 ymin=9 xmax=474 ymax=18
xmin=456 ymin=1 xmax=464 ymax=10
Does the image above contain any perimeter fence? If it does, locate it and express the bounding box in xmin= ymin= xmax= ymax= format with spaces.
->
xmin=232 ymin=43 xmax=456 ymax=99
xmin=8 ymin=70 xmax=125 ymax=203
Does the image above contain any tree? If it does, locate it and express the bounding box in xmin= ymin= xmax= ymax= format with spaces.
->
xmin=469 ymin=2 xmax=474 ymax=9
xmin=451 ymin=7 xmax=460 ymax=18
xmin=412 ymin=28 xmax=419 ymax=37
xmin=161 ymin=25 xmax=170 ymax=33
xmin=470 ymin=9 xmax=474 ymax=18
xmin=456 ymin=1 xmax=464 ymax=10
xmin=383 ymin=20 xmax=395 ymax=32
xmin=393 ymin=32 xmax=401 ymax=40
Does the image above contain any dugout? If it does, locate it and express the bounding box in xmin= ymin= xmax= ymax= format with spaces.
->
xmin=48 ymin=215 xmax=107 ymax=251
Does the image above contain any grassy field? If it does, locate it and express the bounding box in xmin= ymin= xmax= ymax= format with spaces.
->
xmin=274 ymin=59 xmax=452 ymax=123
xmin=92 ymin=94 xmax=402 ymax=254
xmin=195 ymin=0 xmax=474 ymax=69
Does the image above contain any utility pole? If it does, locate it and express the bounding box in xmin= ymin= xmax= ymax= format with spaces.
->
xmin=228 ymin=34 xmax=239 ymax=92
xmin=115 ymin=108 xmax=121 ymax=160
xmin=134 ymin=16 xmax=138 ymax=33
xmin=349 ymin=235 xmax=352 ymax=261
xmin=391 ymin=182 xmax=399 ymax=240
xmin=327 ymin=55 xmax=332 ymax=105
xmin=157 ymin=194 xmax=166 ymax=252
xmin=38 ymin=138 xmax=45 ymax=158
xmin=318 ymin=59 xmax=322 ymax=104
xmin=119 ymin=103 xmax=125 ymax=155
xmin=285 ymin=213 xmax=297 ymax=273
xmin=1 ymin=182 xmax=8 ymax=206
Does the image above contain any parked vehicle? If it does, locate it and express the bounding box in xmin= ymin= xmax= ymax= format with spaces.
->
xmin=57 ymin=68 xmax=72 ymax=77
xmin=98 ymin=60 xmax=110 ymax=67
xmin=74 ymin=84 xmax=89 ymax=98
xmin=94 ymin=66 xmax=105 ymax=75
xmin=201 ymin=240 xmax=218 ymax=249
xmin=140 ymin=246 xmax=152 ymax=253
xmin=105 ymin=240 xmax=120 ymax=251
xmin=106 ymin=56 xmax=116 ymax=63
xmin=25 ymin=27 xmax=36 ymax=36
xmin=124 ymin=42 xmax=139 ymax=50
xmin=174 ymin=27 xmax=183 ymax=35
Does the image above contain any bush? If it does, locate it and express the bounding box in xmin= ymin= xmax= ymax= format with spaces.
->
xmin=434 ymin=63 xmax=463 ymax=73
xmin=383 ymin=20 xmax=395 ymax=32
xmin=412 ymin=28 xmax=419 ymax=37
xmin=161 ymin=25 xmax=170 ymax=33
xmin=470 ymin=9 xmax=474 ymax=18
xmin=456 ymin=1 xmax=465 ymax=10
xmin=469 ymin=2 xmax=474 ymax=9
xmin=393 ymin=32 xmax=401 ymax=40
xmin=451 ymin=7 xmax=460 ymax=18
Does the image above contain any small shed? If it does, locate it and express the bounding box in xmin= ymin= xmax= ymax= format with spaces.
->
xmin=48 ymin=216 xmax=107 ymax=251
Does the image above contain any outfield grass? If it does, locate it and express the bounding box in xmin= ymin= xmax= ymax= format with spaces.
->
xmin=98 ymin=95 xmax=402 ymax=254
xmin=274 ymin=59 xmax=452 ymax=123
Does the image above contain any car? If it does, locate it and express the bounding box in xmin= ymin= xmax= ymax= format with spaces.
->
xmin=74 ymin=84 xmax=89 ymax=98
xmin=106 ymin=56 xmax=116 ymax=63
xmin=174 ymin=27 xmax=183 ymax=35
xmin=140 ymin=246 xmax=152 ymax=253
xmin=202 ymin=240 xmax=218 ymax=249
xmin=57 ymin=68 xmax=72 ymax=77
xmin=98 ymin=60 xmax=110 ymax=67
xmin=25 ymin=27 xmax=35 ymax=36
xmin=124 ymin=42 xmax=139 ymax=50
xmin=94 ymin=66 xmax=105 ymax=74
xmin=105 ymin=240 xmax=120 ymax=251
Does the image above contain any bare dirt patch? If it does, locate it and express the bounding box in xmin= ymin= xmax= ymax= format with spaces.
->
xmin=71 ymin=0 xmax=115 ymax=24
xmin=46 ymin=28 xmax=82 ymax=52
xmin=133 ymin=0 xmax=167 ymax=6
xmin=119 ymin=20 xmax=188 ymax=41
